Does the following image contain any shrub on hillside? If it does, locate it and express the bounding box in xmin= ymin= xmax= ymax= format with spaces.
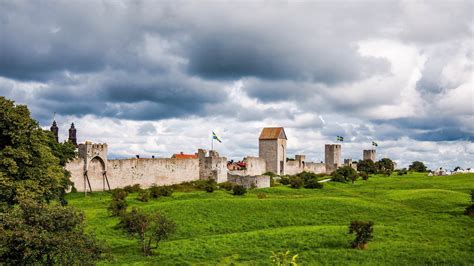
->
xmin=118 ymin=208 xmax=176 ymax=256
xmin=397 ymin=168 xmax=408 ymax=175
xmin=149 ymin=185 xmax=173 ymax=198
xmin=219 ymin=181 xmax=234 ymax=191
xmin=382 ymin=169 xmax=392 ymax=176
xmin=137 ymin=189 xmax=150 ymax=202
xmin=109 ymin=188 xmax=128 ymax=216
xmin=296 ymin=171 xmax=318 ymax=183
xmin=304 ymin=178 xmax=323 ymax=189
xmin=204 ymin=179 xmax=216 ymax=193
xmin=111 ymin=188 xmax=129 ymax=200
xmin=289 ymin=176 xmax=304 ymax=189
xmin=359 ymin=171 xmax=369 ymax=180
xmin=279 ymin=176 xmax=291 ymax=185
xmin=232 ymin=185 xmax=247 ymax=195
xmin=124 ymin=184 xmax=142 ymax=193
xmin=348 ymin=220 xmax=374 ymax=249
xmin=332 ymin=166 xmax=357 ymax=183
xmin=108 ymin=198 xmax=128 ymax=216
xmin=257 ymin=192 xmax=267 ymax=199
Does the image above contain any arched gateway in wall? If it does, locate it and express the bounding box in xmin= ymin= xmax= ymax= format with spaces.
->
xmin=78 ymin=142 xmax=110 ymax=192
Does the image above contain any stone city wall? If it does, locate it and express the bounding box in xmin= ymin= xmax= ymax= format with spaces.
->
xmin=66 ymin=158 xmax=200 ymax=192
xmin=229 ymin=156 xmax=267 ymax=177
xmin=227 ymin=174 xmax=271 ymax=189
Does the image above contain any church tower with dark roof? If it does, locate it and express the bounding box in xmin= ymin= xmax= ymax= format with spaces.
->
xmin=50 ymin=120 xmax=59 ymax=142
xmin=68 ymin=123 xmax=77 ymax=147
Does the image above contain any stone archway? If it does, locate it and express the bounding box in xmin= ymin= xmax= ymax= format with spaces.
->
xmin=86 ymin=156 xmax=106 ymax=191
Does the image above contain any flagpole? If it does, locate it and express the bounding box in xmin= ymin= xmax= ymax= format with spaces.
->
xmin=211 ymin=137 xmax=214 ymax=151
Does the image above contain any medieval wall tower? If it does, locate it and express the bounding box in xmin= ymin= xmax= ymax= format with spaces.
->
xmin=363 ymin=149 xmax=376 ymax=161
xmin=325 ymin=144 xmax=341 ymax=174
xmin=259 ymin=127 xmax=287 ymax=175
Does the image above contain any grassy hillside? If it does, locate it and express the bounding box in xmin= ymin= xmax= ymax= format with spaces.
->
xmin=67 ymin=173 xmax=474 ymax=265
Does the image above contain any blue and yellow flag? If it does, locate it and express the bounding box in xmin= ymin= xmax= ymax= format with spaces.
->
xmin=212 ymin=131 xmax=222 ymax=143
xmin=336 ymin=136 xmax=344 ymax=142
xmin=372 ymin=141 xmax=378 ymax=147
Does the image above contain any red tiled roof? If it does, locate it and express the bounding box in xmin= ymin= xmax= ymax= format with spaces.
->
xmin=172 ymin=153 xmax=198 ymax=159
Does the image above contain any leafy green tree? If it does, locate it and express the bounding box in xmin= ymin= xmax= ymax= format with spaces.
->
xmin=331 ymin=166 xmax=358 ymax=183
xmin=0 ymin=97 xmax=76 ymax=206
xmin=348 ymin=220 xmax=374 ymax=249
xmin=376 ymin=158 xmax=394 ymax=174
xmin=119 ymin=208 xmax=176 ymax=256
xmin=357 ymin=159 xmax=377 ymax=174
xmin=408 ymin=161 xmax=427 ymax=172
xmin=0 ymin=198 xmax=104 ymax=264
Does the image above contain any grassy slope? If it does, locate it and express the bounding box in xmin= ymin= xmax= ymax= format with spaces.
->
xmin=67 ymin=173 xmax=474 ymax=265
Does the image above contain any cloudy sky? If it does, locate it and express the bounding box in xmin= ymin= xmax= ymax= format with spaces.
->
xmin=1 ymin=0 xmax=473 ymax=169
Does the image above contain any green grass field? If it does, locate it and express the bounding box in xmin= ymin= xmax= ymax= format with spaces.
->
xmin=67 ymin=173 xmax=474 ymax=265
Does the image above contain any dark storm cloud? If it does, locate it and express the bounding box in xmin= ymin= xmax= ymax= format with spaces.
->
xmin=186 ymin=33 xmax=390 ymax=84
xmin=412 ymin=128 xmax=474 ymax=142
xmin=0 ymin=0 xmax=472 ymax=159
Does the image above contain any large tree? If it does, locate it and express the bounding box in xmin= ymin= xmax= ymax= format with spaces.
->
xmin=357 ymin=159 xmax=377 ymax=174
xmin=0 ymin=198 xmax=104 ymax=264
xmin=376 ymin=158 xmax=394 ymax=175
xmin=0 ymin=97 xmax=104 ymax=264
xmin=408 ymin=161 xmax=427 ymax=172
xmin=0 ymin=96 xmax=76 ymax=206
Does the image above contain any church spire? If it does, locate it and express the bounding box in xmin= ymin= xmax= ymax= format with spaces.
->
xmin=50 ymin=120 xmax=59 ymax=142
xmin=68 ymin=123 xmax=77 ymax=147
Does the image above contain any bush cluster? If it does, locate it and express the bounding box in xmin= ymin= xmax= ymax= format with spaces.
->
xmin=290 ymin=176 xmax=304 ymax=189
xmin=232 ymin=185 xmax=247 ymax=195
xmin=304 ymin=178 xmax=323 ymax=189
xmin=331 ymin=166 xmax=358 ymax=183
xmin=149 ymin=185 xmax=173 ymax=198
xmin=348 ymin=220 xmax=374 ymax=249
xmin=257 ymin=192 xmax=267 ymax=199
xmin=219 ymin=181 xmax=234 ymax=191
xmin=397 ymin=168 xmax=408 ymax=176
xmin=282 ymin=172 xmax=325 ymax=189
xmin=359 ymin=171 xmax=369 ymax=180
xmin=279 ymin=176 xmax=291 ymax=185
xmin=137 ymin=189 xmax=150 ymax=202
xmin=108 ymin=188 xmax=129 ymax=216
xmin=124 ymin=184 xmax=142 ymax=193
xmin=204 ymin=179 xmax=216 ymax=193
